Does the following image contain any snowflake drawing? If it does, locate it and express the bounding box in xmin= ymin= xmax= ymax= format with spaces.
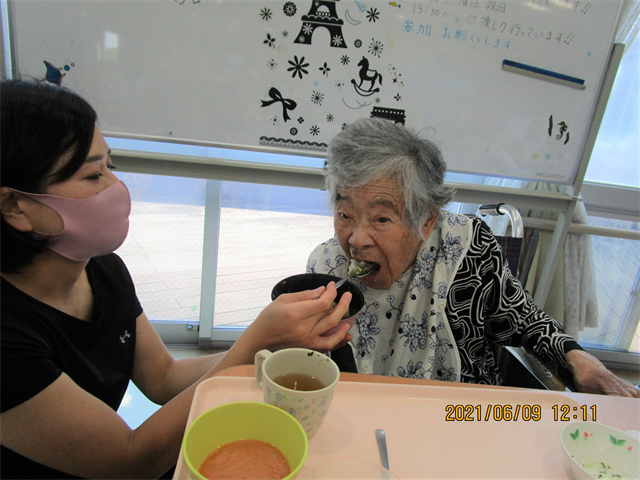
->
xmin=267 ymin=59 xmax=277 ymax=69
xmin=283 ymin=2 xmax=297 ymax=16
xmin=310 ymin=125 xmax=320 ymax=136
xmin=260 ymin=7 xmax=272 ymax=21
xmin=332 ymin=35 xmax=344 ymax=47
xmin=319 ymin=62 xmax=331 ymax=76
xmin=264 ymin=33 xmax=276 ymax=48
xmin=375 ymin=97 xmax=381 ymax=104
xmin=389 ymin=64 xmax=405 ymax=86
xmin=310 ymin=90 xmax=324 ymax=105
xmin=394 ymin=93 xmax=402 ymax=101
xmin=326 ymin=114 xmax=334 ymax=122
xmin=287 ymin=55 xmax=309 ymax=79
xmin=366 ymin=7 xmax=380 ymax=22
xmin=270 ymin=116 xmax=279 ymax=125
xmin=340 ymin=55 xmax=350 ymax=65
xmin=369 ymin=39 xmax=384 ymax=57
xmin=282 ymin=30 xmax=289 ymax=38
xmin=335 ymin=81 xmax=344 ymax=89
xmin=303 ymin=23 xmax=313 ymax=36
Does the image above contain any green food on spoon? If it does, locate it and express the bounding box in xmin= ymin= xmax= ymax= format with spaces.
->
xmin=348 ymin=259 xmax=375 ymax=277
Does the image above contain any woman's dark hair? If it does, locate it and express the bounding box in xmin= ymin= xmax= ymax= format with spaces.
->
xmin=1 ymin=78 xmax=98 ymax=273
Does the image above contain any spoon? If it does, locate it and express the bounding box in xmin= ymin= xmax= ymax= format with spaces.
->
xmin=375 ymin=429 xmax=390 ymax=471
xmin=335 ymin=259 xmax=375 ymax=289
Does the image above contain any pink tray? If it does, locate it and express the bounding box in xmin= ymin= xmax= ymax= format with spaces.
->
xmin=174 ymin=376 xmax=583 ymax=479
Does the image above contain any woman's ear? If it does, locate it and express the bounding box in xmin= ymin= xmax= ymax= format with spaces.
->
xmin=422 ymin=211 xmax=439 ymax=239
xmin=1 ymin=188 xmax=36 ymax=232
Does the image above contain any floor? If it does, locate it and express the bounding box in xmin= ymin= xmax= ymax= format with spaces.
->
xmin=116 ymin=346 xmax=640 ymax=430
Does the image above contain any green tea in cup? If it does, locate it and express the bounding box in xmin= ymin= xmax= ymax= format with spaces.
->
xmin=272 ymin=372 xmax=326 ymax=392
xmin=255 ymin=348 xmax=340 ymax=439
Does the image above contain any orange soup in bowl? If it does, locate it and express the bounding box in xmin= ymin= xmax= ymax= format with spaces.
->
xmin=199 ymin=439 xmax=291 ymax=480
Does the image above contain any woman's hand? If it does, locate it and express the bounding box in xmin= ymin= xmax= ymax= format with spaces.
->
xmin=242 ymin=282 xmax=353 ymax=354
xmin=566 ymin=349 xmax=639 ymax=397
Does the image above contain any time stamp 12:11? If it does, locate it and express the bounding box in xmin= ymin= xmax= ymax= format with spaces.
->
xmin=444 ymin=404 xmax=596 ymax=422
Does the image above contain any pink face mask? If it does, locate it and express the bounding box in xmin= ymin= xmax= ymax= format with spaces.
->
xmin=13 ymin=181 xmax=131 ymax=262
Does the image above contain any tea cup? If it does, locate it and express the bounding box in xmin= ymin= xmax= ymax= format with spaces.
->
xmin=255 ymin=348 xmax=340 ymax=439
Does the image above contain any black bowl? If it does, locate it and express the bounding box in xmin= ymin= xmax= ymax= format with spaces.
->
xmin=271 ymin=273 xmax=365 ymax=328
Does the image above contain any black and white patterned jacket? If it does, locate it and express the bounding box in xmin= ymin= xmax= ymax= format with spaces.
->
xmin=447 ymin=216 xmax=581 ymax=385
xmin=308 ymin=215 xmax=582 ymax=385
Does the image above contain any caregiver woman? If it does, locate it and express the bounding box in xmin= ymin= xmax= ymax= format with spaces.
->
xmin=0 ymin=79 xmax=353 ymax=479
xmin=308 ymin=117 xmax=637 ymax=397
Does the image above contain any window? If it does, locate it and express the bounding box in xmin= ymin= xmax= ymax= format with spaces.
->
xmin=112 ymin=150 xmax=466 ymax=345
xmin=581 ymin=33 xmax=640 ymax=355
xmin=114 ymin=172 xmax=206 ymax=323
xmin=580 ymin=217 xmax=640 ymax=353
xmin=212 ymin=182 xmax=334 ymax=329
xmin=586 ymin=37 xmax=639 ymax=188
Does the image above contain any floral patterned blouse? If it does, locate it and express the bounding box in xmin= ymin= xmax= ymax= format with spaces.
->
xmin=307 ymin=212 xmax=581 ymax=385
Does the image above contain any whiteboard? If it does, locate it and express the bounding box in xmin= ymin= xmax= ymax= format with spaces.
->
xmin=11 ymin=0 xmax=622 ymax=183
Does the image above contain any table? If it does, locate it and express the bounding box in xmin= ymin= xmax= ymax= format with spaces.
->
xmin=217 ymin=365 xmax=639 ymax=433
xmin=175 ymin=365 xmax=639 ymax=479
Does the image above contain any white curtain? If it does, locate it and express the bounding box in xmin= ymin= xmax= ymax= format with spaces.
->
xmin=518 ymin=183 xmax=599 ymax=340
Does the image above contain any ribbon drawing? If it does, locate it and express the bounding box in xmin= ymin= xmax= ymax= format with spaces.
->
xmin=261 ymin=87 xmax=297 ymax=122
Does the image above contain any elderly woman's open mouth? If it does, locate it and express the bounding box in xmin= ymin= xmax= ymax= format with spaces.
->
xmin=348 ymin=258 xmax=380 ymax=279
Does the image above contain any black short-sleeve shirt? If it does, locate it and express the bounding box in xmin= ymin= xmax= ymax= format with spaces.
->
xmin=1 ymin=253 xmax=142 ymax=479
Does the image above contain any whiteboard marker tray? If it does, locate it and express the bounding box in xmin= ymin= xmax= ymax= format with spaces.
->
xmin=174 ymin=376 xmax=582 ymax=479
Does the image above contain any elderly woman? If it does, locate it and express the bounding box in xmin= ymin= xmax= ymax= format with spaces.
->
xmin=307 ymin=117 xmax=637 ymax=397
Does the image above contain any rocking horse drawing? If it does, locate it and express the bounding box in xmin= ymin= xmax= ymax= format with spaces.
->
xmin=351 ymin=57 xmax=382 ymax=97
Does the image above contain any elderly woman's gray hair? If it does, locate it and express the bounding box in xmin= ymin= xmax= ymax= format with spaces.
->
xmin=325 ymin=117 xmax=455 ymax=235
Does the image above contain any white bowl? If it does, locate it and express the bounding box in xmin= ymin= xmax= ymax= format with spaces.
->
xmin=560 ymin=421 xmax=639 ymax=480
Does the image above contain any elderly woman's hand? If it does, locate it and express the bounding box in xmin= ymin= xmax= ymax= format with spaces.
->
xmin=565 ymin=349 xmax=639 ymax=397
xmin=244 ymin=282 xmax=353 ymax=354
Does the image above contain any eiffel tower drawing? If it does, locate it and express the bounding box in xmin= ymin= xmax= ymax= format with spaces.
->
xmin=294 ymin=0 xmax=347 ymax=48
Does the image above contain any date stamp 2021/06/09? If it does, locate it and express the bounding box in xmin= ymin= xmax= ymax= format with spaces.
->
xmin=444 ymin=404 xmax=596 ymax=422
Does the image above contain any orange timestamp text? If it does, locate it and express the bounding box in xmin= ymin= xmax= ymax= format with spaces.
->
xmin=444 ymin=404 xmax=542 ymax=421
xmin=444 ymin=404 xmax=597 ymax=422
